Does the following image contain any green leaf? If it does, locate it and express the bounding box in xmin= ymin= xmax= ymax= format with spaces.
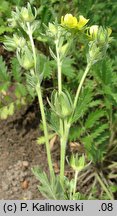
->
xmin=47 ymin=111 xmax=60 ymax=135
xmin=37 ymin=133 xmax=56 ymax=145
xmin=95 ymin=134 xmax=109 ymax=146
xmin=91 ymin=123 xmax=108 ymax=139
xmin=110 ymin=185 xmax=117 ymax=193
xmin=8 ymin=103 xmax=14 ymax=116
xmin=15 ymin=83 xmax=27 ymax=98
xmin=32 ymin=167 xmax=64 ymax=199
xmin=11 ymin=57 xmax=22 ymax=82
xmin=0 ymin=56 xmax=10 ymax=82
xmin=0 ymin=82 xmax=10 ymax=91
xmin=49 ymin=47 xmax=56 ymax=60
xmin=0 ymin=106 xmax=8 ymax=119
xmin=72 ymin=88 xmax=93 ymax=123
xmin=0 ymin=102 xmax=14 ymax=119
xmin=85 ymin=110 xmax=105 ymax=129
xmin=62 ymin=57 xmax=76 ymax=79
xmin=69 ymin=125 xmax=84 ymax=141
xmin=0 ymin=26 xmax=13 ymax=35
xmin=89 ymin=99 xmax=102 ymax=108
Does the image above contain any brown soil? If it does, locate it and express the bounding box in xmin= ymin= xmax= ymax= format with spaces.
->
xmin=0 ymin=102 xmax=49 ymax=199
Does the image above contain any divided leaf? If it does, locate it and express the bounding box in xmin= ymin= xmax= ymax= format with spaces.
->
xmin=72 ymin=88 xmax=93 ymax=123
xmin=85 ymin=109 xmax=105 ymax=129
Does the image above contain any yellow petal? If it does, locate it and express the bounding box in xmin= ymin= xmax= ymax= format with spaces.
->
xmin=77 ymin=15 xmax=89 ymax=29
xmin=64 ymin=14 xmax=73 ymax=22
xmin=108 ymin=28 xmax=112 ymax=36
xmin=61 ymin=14 xmax=78 ymax=28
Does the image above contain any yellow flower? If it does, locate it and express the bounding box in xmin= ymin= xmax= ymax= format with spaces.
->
xmin=77 ymin=15 xmax=89 ymax=30
xmin=61 ymin=14 xmax=89 ymax=29
xmin=61 ymin=14 xmax=77 ymax=28
xmin=89 ymin=25 xmax=112 ymax=39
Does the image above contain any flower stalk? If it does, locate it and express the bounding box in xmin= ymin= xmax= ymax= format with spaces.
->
xmin=73 ymin=62 xmax=92 ymax=111
xmin=55 ymin=30 xmax=66 ymax=185
xmin=60 ymin=120 xmax=70 ymax=185
xmin=27 ymin=22 xmax=54 ymax=179
xmin=36 ymin=84 xmax=54 ymax=178
xmin=55 ymin=36 xmax=62 ymax=94
xmin=27 ymin=22 xmax=37 ymax=72
xmin=73 ymin=170 xmax=79 ymax=199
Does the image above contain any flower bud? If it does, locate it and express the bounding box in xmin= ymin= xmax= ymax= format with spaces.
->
xmin=8 ymin=18 xmax=17 ymax=28
xmin=4 ymin=35 xmax=26 ymax=51
xmin=20 ymin=3 xmax=37 ymax=22
xmin=97 ymin=27 xmax=112 ymax=45
xmin=17 ymin=46 xmax=34 ymax=70
xmin=13 ymin=34 xmax=26 ymax=48
xmin=87 ymin=26 xmax=112 ymax=64
xmin=57 ymin=91 xmax=73 ymax=118
xmin=48 ymin=23 xmax=57 ymax=35
xmin=49 ymin=90 xmax=73 ymax=119
xmin=87 ymin=41 xmax=101 ymax=64
xmin=70 ymin=154 xmax=85 ymax=172
xmin=22 ymin=57 xmax=34 ymax=70
xmin=89 ymin=25 xmax=112 ymax=43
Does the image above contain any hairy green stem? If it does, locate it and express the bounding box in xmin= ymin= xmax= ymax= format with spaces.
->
xmin=60 ymin=121 xmax=70 ymax=185
xmin=55 ymin=33 xmax=67 ymax=185
xmin=27 ymin=22 xmax=54 ymax=179
xmin=73 ymin=171 xmax=79 ymax=199
xmin=74 ymin=62 xmax=91 ymax=110
xmin=55 ymin=38 xmax=62 ymax=94
xmin=27 ymin=22 xmax=37 ymax=72
xmin=60 ymin=137 xmax=66 ymax=184
xmin=36 ymin=84 xmax=54 ymax=178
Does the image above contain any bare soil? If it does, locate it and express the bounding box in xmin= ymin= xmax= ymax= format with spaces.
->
xmin=0 ymin=102 xmax=49 ymax=199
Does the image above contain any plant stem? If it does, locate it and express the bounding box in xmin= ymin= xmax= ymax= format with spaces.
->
xmin=60 ymin=121 xmax=70 ymax=185
xmin=55 ymin=37 xmax=62 ymax=94
xmin=74 ymin=62 xmax=91 ymax=110
xmin=55 ymin=32 xmax=68 ymax=185
xmin=95 ymin=172 xmax=114 ymax=200
xmin=73 ymin=171 xmax=79 ymax=199
xmin=60 ymin=137 xmax=66 ymax=184
xmin=27 ymin=22 xmax=54 ymax=179
xmin=27 ymin=22 xmax=37 ymax=72
xmin=36 ymin=84 xmax=54 ymax=178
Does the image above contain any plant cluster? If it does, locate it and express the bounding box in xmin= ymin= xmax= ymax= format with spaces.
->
xmin=1 ymin=2 xmax=117 ymax=200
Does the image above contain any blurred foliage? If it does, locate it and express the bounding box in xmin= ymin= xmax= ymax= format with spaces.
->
xmin=0 ymin=56 xmax=33 ymax=119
